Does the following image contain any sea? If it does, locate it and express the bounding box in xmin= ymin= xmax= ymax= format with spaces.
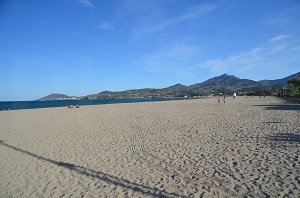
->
xmin=0 ymin=98 xmax=185 ymax=111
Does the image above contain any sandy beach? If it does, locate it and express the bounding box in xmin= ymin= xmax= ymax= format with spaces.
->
xmin=0 ymin=97 xmax=299 ymax=197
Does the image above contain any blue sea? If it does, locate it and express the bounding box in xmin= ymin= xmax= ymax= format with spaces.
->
xmin=0 ymin=98 xmax=185 ymax=111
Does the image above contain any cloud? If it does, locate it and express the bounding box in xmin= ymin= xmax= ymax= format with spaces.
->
xmin=176 ymin=4 xmax=217 ymax=21
xmin=133 ymin=4 xmax=217 ymax=38
xmin=77 ymin=0 xmax=94 ymax=8
xmin=268 ymin=44 xmax=287 ymax=54
xmin=265 ymin=17 xmax=290 ymax=27
xmin=119 ymin=0 xmax=163 ymax=13
xmin=265 ymin=6 xmax=300 ymax=27
xmin=141 ymin=42 xmax=199 ymax=72
xmin=269 ymin=34 xmax=291 ymax=43
xmin=97 ymin=22 xmax=115 ymax=31
xmin=199 ymin=36 xmax=299 ymax=75
xmin=138 ymin=33 xmax=299 ymax=79
xmin=152 ymin=43 xmax=198 ymax=60
xmin=199 ymin=47 xmax=265 ymax=74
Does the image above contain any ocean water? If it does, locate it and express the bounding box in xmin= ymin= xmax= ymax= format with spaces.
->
xmin=0 ymin=98 xmax=184 ymax=111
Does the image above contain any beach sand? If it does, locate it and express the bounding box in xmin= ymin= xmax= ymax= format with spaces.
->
xmin=0 ymin=97 xmax=299 ymax=197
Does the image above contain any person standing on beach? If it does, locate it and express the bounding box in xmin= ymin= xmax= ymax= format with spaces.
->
xmin=223 ymin=96 xmax=226 ymax=104
xmin=218 ymin=96 xmax=220 ymax=104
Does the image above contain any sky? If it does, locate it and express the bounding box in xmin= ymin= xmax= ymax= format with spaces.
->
xmin=0 ymin=0 xmax=300 ymax=101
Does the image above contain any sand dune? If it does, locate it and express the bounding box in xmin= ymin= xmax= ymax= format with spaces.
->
xmin=0 ymin=97 xmax=299 ymax=197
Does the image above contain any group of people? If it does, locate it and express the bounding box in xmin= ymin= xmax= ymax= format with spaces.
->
xmin=68 ymin=104 xmax=80 ymax=109
xmin=218 ymin=96 xmax=227 ymax=104
xmin=217 ymin=92 xmax=268 ymax=104
xmin=217 ymin=92 xmax=236 ymax=104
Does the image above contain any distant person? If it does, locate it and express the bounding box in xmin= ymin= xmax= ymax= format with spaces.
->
xmin=233 ymin=92 xmax=236 ymax=100
xmin=218 ymin=96 xmax=220 ymax=104
xmin=223 ymin=96 xmax=226 ymax=104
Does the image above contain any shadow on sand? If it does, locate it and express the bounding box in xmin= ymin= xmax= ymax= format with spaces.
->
xmin=0 ymin=140 xmax=182 ymax=198
xmin=266 ymin=133 xmax=300 ymax=144
xmin=253 ymin=104 xmax=300 ymax=111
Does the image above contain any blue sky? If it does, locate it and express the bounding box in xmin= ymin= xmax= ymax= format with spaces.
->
xmin=0 ymin=0 xmax=299 ymax=101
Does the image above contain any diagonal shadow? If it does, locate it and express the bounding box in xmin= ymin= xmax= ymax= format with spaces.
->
xmin=266 ymin=133 xmax=300 ymax=143
xmin=253 ymin=104 xmax=300 ymax=111
xmin=0 ymin=140 xmax=182 ymax=198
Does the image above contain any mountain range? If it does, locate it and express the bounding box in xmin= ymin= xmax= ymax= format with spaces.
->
xmin=38 ymin=72 xmax=300 ymax=100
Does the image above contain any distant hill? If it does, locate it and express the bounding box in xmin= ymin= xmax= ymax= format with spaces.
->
xmin=38 ymin=71 xmax=300 ymax=100
xmin=37 ymin=94 xmax=77 ymax=101
xmin=164 ymin=83 xmax=188 ymax=90
xmin=190 ymin=74 xmax=259 ymax=88
xmin=258 ymin=72 xmax=300 ymax=87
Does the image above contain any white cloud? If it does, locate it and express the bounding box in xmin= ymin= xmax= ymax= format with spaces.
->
xmin=199 ymin=36 xmax=299 ymax=75
xmin=141 ymin=42 xmax=199 ymax=72
xmin=199 ymin=47 xmax=264 ymax=74
xmin=177 ymin=5 xmax=217 ymax=20
xmin=77 ymin=0 xmax=94 ymax=8
xmin=268 ymin=44 xmax=287 ymax=54
xmin=265 ymin=6 xmax=300 ymax=27
xmin=269 ymin=34 xmax=291 ymax=43
xmin=133 ymin=4 xmax=217 ymax=38
xmin=97 ymin=22 xmax=115 ymax=31
xmin=137 ymin=32 xmax=300 ymax=79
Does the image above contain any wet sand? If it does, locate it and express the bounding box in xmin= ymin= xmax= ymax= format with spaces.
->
xmin=0 ymin=97 xmax=299 ymax=197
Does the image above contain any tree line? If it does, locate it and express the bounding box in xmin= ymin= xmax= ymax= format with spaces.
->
xmin=277 ymin=78 xmax=300 ymax=98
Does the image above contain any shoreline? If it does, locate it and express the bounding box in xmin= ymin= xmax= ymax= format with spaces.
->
xmin=0 ymin=97 xmax=194 ymax=111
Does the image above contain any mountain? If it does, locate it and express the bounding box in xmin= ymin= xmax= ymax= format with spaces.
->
xmin=258 ymin=72 xmax=300 ymax=87
xmin=86 ymin=73 xmax=264 ymax=99
xmin=37 ymin=94 xmax=77 ymax=101
xmin=38 ymin=72 xmax=300 ymax=100
xmin=165 ymin=83 xmax=188 ymax=90
xmin=190 ymin=74 xmax=259 ymax=88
